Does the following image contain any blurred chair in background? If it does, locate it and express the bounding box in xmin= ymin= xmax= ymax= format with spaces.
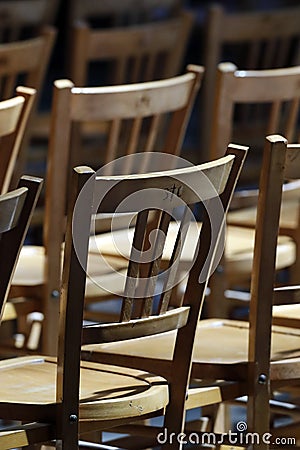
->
xmin=201 ymin=3 xmax=300 ymax=162
xmin=208 ymin=62 xmax=300 ymax=318
xmin=0 ymin=27 xmax=56 ymax=190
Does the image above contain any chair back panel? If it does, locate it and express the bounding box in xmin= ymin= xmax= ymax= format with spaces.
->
xmin=70 ymin=12 xmax=193 ymax=85
xmin=202 ymin=4 xmax=300 ymax=159
xmin=211 ymin=63 xmax=300 ymax=183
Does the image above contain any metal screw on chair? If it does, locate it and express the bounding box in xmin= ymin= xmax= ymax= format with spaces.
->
xmin=69 ymin=414 xmax=78 ymax=423
xmin=216 ymin=265 xmax=224 ymax=274
xmin=51 ymin=289 xmax=60 ymax=299
xmin=258 ymin=373 xmax=267 ymax=384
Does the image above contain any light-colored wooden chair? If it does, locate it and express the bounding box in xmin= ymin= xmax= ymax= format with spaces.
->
xmin=81 ymin=135 xmax=300 ymax=448
xmin=201 ymin=3 xmax=300 ymax=161
xmin=208 ymin=62 xmax=300 ymax=317
xmin=0 ymin=87 xmax=36 ymax=195
xmin=68 ymin=10 xmax=194 ymax=165
xmin=0 ymin=144 xmax=245 ymax=449
xmin=88 ymin=63 xmax=300 ymax=318
xmin=10 ymin=65 xmax=204 ymax=355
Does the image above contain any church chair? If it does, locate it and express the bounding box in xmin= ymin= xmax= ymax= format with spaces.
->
xmin=81 ymin=135 xmax=300 ymax=448
xmin=10 ymin=65 xmax=204 ymax=355
xmin=201 ymin=3 xmax=300 ymax=161
xmin=0 ymin=143 xmax=245 ymax=449
xmin=0 ymin=26 xmax=56 ymax=187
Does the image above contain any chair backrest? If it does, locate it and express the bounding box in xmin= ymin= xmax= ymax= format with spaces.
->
xmin=68 ymin=0 xmax=183 ymax=26
xmin=210 ymin=62 xmax=300 ymax=183
xmin=0 ymin=86 xmax=36 ymax=194
xmin=69 ymin=11 xmax=194 ymax=85
xmin=0 ymin=175 xmax=42 ymax=320
xmin=0 ymin=0 xmax=59 ymax=42
xmin=0 ymin=26 xmax=56 ymax=182
xmin=44 ymin=65 xmax=204 ymax=352
xmin=247 ymin=135 xmax=300 ymax=433
xmin=0 ymin=26 xmax=55 ymax=101
xmin=58 ymin=143 xmax=247 ymax=438
xmin=201 ymin=4 xmax=300 ymax=158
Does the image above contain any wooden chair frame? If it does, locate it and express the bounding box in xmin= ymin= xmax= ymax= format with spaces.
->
xmin=0 ymin=145 xmax=246 ymax=449
xmin=10 ymin=65 xmax=204 ymax=355
xmin=201 ymin=3 xmax=300 ymax=159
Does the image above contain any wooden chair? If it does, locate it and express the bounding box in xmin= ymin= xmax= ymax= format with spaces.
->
xmin=0 ymin=26 xmax=56 ymax=186
xmin=69 ymin=10 xmax=194 ymax=86
xmin=0 ymin=0 xmax=59 ymax=42
xmin=67 ymin=10 xmax=194 ymax=163
xmin=208 ymin=62 xmax=300 ymax=317
xmin=0 ymin=144 xmax=245 ymax=449
xmin=81 ymin=135 xmax=300 ymax=448
xmin=10 ymin=65 xmax=204 ymax=355
xmin=88 ymin=63 xmax=300 ymax=318
xmin=201 ymin=3 xmax=300 ymax=161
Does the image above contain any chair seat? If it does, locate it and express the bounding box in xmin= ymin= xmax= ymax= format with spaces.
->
xmin=11 ymin=245 xmax=126 ymax=288
xmin=89 ymin=222 xmax=296 ymax=286
xmin=82 ymin=318 xmax=300 ymax=367
xmin=273 ymin=304 xmax=300 ymax=328
xmin=227 ymin=196 xmax=299 ymax=230
xmin=0 ymin=355 xmax=168 ymax=422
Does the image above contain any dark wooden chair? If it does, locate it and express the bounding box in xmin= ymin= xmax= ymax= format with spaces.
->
xmin=0 ymin=144 xmax=245 ymax=449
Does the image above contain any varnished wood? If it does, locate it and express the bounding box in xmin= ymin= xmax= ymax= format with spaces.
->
xmin=208 ymin=63 xmax=300 ymax=314
xmin=11 ymin=65 xmax=204 ymax=355
xmin=82 ymin=135 xmax=300 ymax=448
xmin=201 ymin=4 xmax=300 ymax=160
xmin=69 ymin=11 xmax=194 ymax=85
xmin=0 ymin=146 xmax=246 ymax=449
xmin=0 ymin=27 xmax=56 ymax=186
